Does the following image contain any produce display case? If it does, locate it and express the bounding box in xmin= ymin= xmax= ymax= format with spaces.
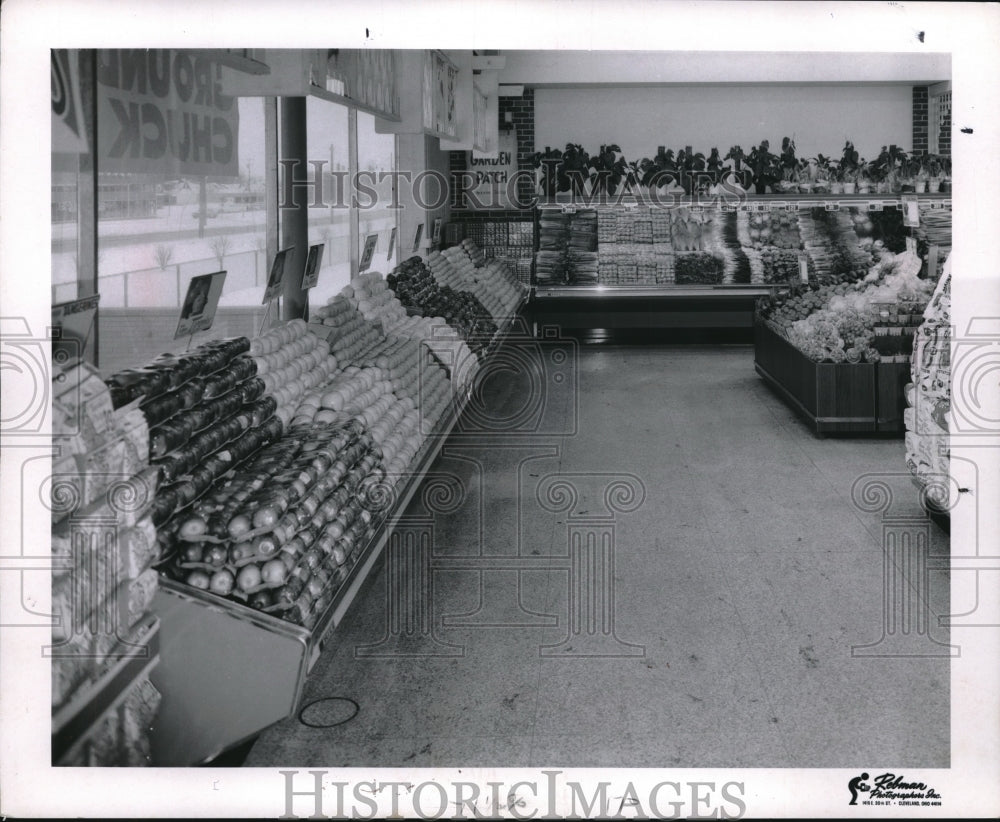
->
xmin=754 ymin=320 xmax=911 ymax=434
xmin=98 ymin=237 xmax=530 ymax=765
xmin=147 ymin=300 xmax=528 ymax=766
xmin=752 ymin=205 xmax=951 ymax=435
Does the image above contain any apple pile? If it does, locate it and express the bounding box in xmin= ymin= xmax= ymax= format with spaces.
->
xmin=344 ymin=271 xmax=409 ymax=333
xmin=169 ymin=420 xmax=386 ymax=626
xmin=459 ymin=237 xmax=487 ymax=267
xmin=248 ymin=319 xmax=339 ymax=429
xmin=310 ymin=294 xmax=385 ymax=365
xmin=103 ymin=337 xmax=296 ymax=528
xmin=434 ymin=248 xmax=525 ymax=321
xmin=387 ymin=256 xmax=497 ymax=355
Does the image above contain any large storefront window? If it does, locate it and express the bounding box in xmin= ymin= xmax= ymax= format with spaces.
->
xmin=93 ymin=51 xmax=270 ymax=375
xmin=356 ymin=111 xmax=398 ymax=276
xmin=305 ymin=97 xmax=351 ymax=304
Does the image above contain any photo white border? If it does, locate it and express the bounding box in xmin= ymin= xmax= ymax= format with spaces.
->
xmin=2 ymin=0 xmax=998 ymax=817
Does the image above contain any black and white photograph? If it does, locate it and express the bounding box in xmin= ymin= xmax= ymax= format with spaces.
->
xmin=1 ymin=0 xmax=999 ymax=818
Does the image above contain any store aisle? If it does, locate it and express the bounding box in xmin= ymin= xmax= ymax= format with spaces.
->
xmin=245 ymin=345 xmax=949 ymax=768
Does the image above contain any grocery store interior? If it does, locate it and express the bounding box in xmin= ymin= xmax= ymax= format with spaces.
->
xmin=47 ymin=46 xmax=958 ymax=768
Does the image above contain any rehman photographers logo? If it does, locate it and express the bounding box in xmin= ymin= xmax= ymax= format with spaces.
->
xmin=848 ymin=772 xmax=942 ymax=807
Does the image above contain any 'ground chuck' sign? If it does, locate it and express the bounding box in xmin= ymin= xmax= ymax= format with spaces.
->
xmin=97 ymin=49 xmax=239 ymax=176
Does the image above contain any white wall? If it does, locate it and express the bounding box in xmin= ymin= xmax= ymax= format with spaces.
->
xmin=500 ymin=51 xmax=950 ymax=87
xmin=535 ymin=84 xmax=914 ymax=163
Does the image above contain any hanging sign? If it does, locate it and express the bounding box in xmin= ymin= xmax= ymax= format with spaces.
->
xmin=359 ymin=234 xmax=379 ymax=272
xmin=96 ymin=49 xmax=240 ymax=176
xmin=465 ymin=129 xmax=517 ymax=209
xmin=387 ymin=227 xmax=397 ymax=260
xmin=412 ymin=223 xmax=424 ymax=252
xmin=175 ymin=271 xmax=226 ymax=338
xmin=263 ymin=247 xmax=293 ymax=304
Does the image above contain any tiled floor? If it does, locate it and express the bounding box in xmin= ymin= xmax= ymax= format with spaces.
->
xmin=244 ymin=344 xmax=950 ymax=768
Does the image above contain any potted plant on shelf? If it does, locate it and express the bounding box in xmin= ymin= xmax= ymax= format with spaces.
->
xmin=746 ymin=140 xmax=783 ymax=195
xmin=531 ymin=146 xmax=564 ymax=200
xmin=778 ymin=136 xmax=801 ymax=193
xmin=811 ymin=153 xmax=833 ymax=194
xmin=560 ymin=143 xmax=591 ymax=198
xmin=588 ymin=144 xmax=630 ymax=198
xmin=723 ymin=145 xmax=753 ymax=190
xmin=839 ymin=141 xmax=860 ymax=194
xmin=640 ymin=146 xmax=681 ymax=193
xmin=872 ymin=145 xmax=908 ymax=193
xmin=856 ymin=159 xmax=874 ymax=194
xmin=675 ymin=146 xmax=707 ymax=194
xmin=829 ymin=161 xmax=845 ymax=195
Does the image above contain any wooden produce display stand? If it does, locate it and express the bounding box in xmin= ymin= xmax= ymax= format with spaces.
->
xmin=149 ymin=304 xmax=529 ymax=766
xmin=754 ymin=319 xmax=910 ymax=434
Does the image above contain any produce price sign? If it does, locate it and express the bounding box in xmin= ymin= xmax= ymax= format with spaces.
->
xmin=387 ymin=227 xmax=397 ymax=260
xmin=263 ymin=247 xmax=293 ymax=304
xmin=902 ymin=194 xmax=920 ymax=227
xmin=302 ymin=244 xmax=324 ymax=290
xmin=797 ymin=254 xmax=810 ymax=284
xmin=359 ymin=234 xmax=378 ymax=272
xmin=175 ymin=270 xmax=226 ymax=339
xmin=52 ymin=294 xmax=100 ymax=366
xmin=412 ymin=222 xmax=424 ymax=252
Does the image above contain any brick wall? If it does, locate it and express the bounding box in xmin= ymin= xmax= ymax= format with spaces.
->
xmin=912 ymin=86 xmax=929 ymax=153
xmin=450 ymin=88 xmax=535 ymax=210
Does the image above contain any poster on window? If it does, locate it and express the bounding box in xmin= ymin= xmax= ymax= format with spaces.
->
xmin=175 ymin=271 xmax=226 ymax=339
xmin=263 ymin=247 xmax=293 ymax=304
xmin=302 ymin=244 xmax=324 ymax=290
xmin=359 ymin=234 xmax=379 ymax=272
xmin=96 ymin=49 xmax=240 ymax=177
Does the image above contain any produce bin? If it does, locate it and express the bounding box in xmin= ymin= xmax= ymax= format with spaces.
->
xmin=754 ymin=320 xmax=908 ymax=434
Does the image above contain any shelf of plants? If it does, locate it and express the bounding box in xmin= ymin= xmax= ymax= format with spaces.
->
xmin=529 ymin=140 xmax=950 ymax=298
xmin=753 ymin=206 xmax=951 ymax=433
xmin=51 ymin=239 xmax=527 ymax=766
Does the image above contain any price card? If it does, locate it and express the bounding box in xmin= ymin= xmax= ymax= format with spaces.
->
xmin=868 ymin=201 xmax=883 ymax=212
xmin=785 ymin=203 xmax=798 ymax=213
xmin=902 ymin=194 xmax=920 ymax=227
xmin=798 ymin=255 xmax=810 ymax=284
xmin=262 ymin=247 xmax=292 ymax=304
xmin=432 ymin=218 xmax=443 ymax=244
xmin=754 ymin=202 xmax=767 ymax=212
xmin=359 ymin=234 xmax=378 ymax=272
xmin=905 ymin=236 xmax=918 ymax=254
xmin=52 ymin=294 xmax=100 ymax=366
xmin=825 ymin=201 xmax=840 ymax=211
xmin=177 ymin=271 xmax=226 ymax=338
xmin=302 ymin=244 xmax=324 ymax=289
xmin=387 ymin=227 xmax=397 ymax=260
xmin=412 ymin=222 xmax=424 ymax=252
